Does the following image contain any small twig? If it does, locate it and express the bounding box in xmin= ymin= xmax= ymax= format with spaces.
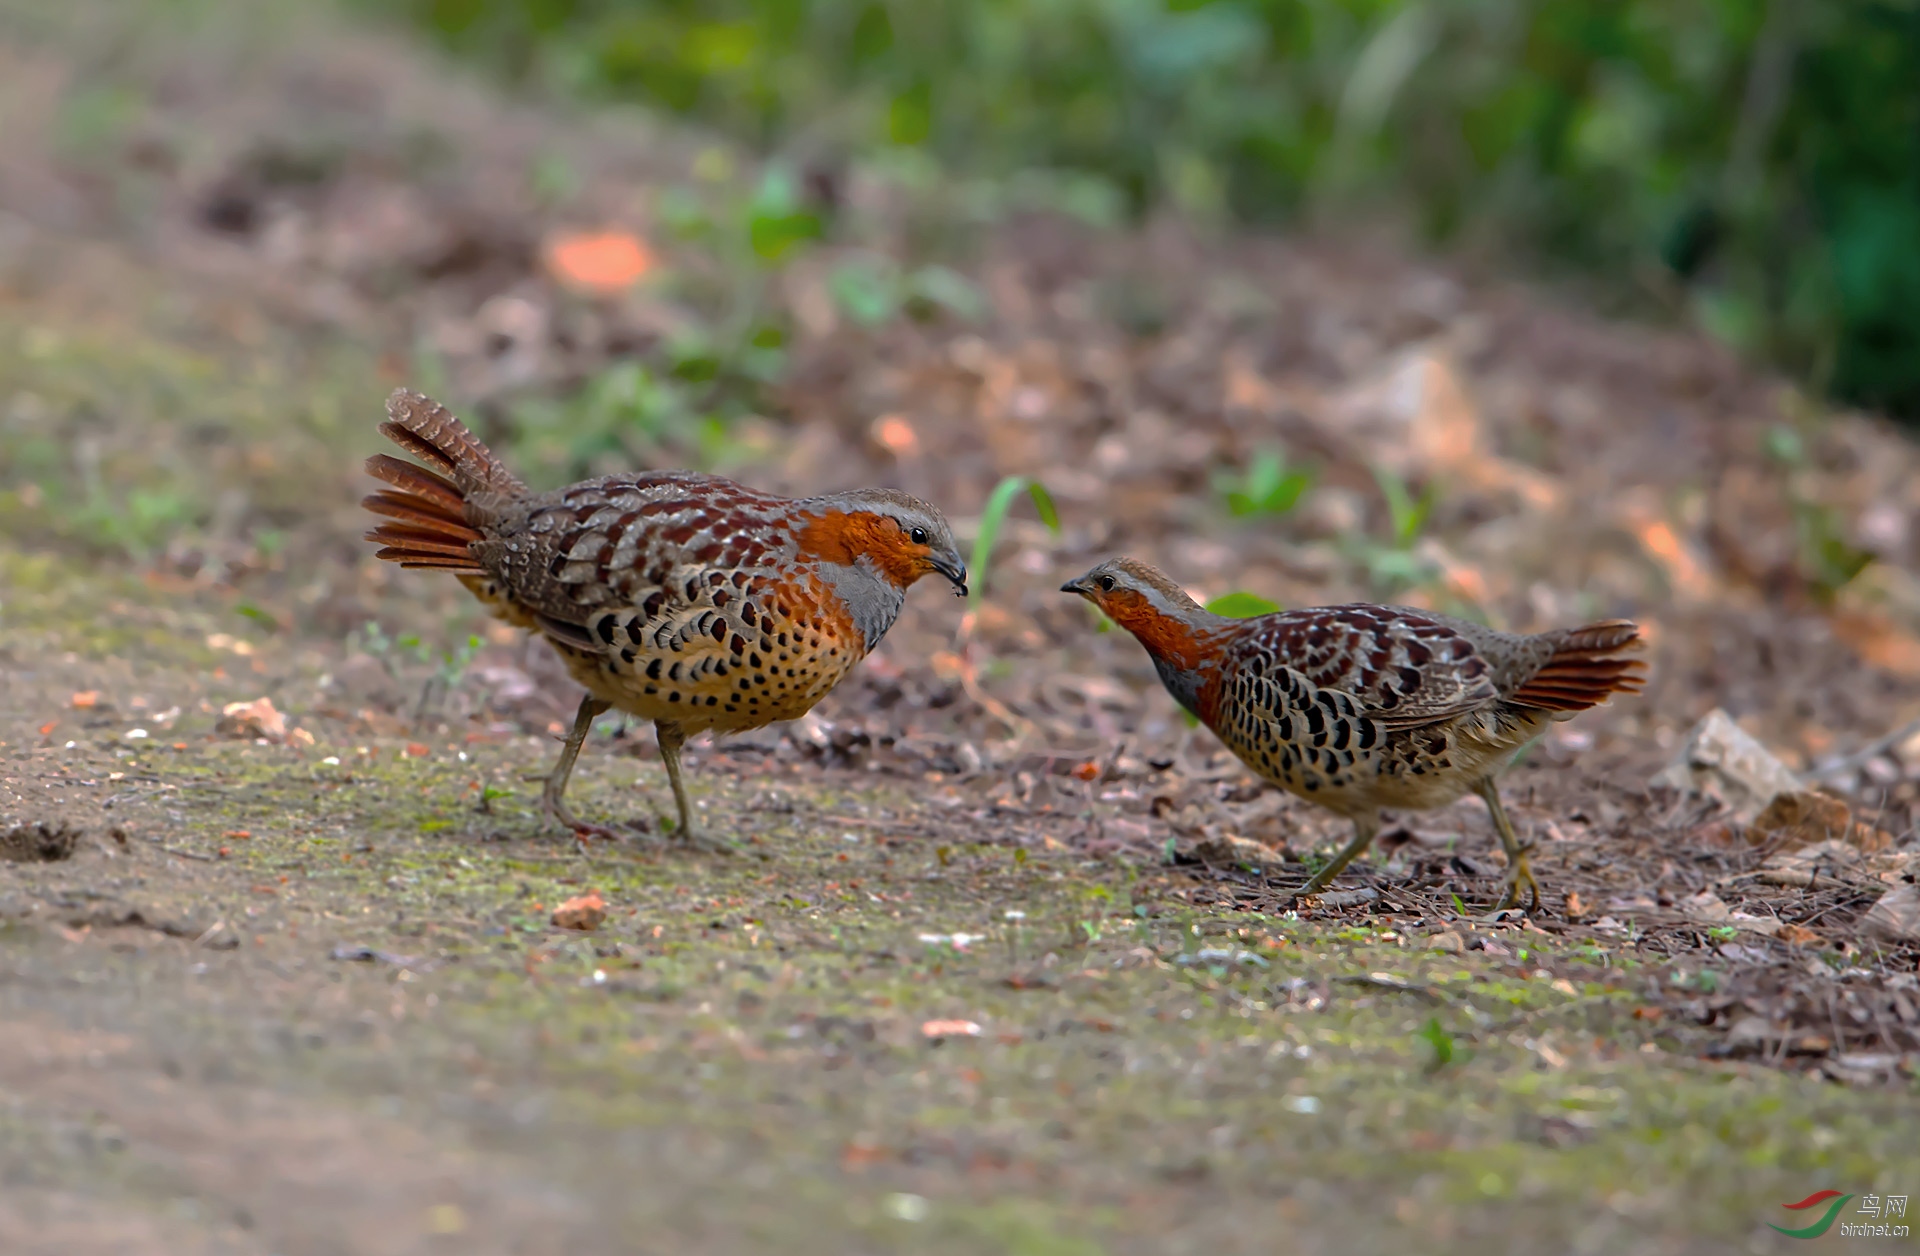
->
xmin=1487 ymin=992 xmax=1622 ymax=1034
xmin=156 ymin=844 xmax=217 ymax=863
xmin=1812 ymin=713 xmax=1920 ymax=784
xmin=1332 ymin=972 xmax=1446 ymax=1002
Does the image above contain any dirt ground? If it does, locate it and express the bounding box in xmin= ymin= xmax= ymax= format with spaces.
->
xmin=2 ymin=2 xmax=1918 ymax=1253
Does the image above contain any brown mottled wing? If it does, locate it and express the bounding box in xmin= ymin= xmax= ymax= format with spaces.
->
xmin=473 ymin=471 xmax=798 ymax=636
xmin=1224 ymin=605 xmax=1500 ymax=730
xmin=470 ymin=472 xmax=861 ymax=725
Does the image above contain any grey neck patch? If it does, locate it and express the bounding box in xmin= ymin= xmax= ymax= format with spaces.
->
xmin=1152 ymin=655 xmax=1206 ymax=718
xmin=816 ymin=555 xmax=907 ymax=652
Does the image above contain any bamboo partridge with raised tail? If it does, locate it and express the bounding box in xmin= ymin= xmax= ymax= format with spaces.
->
xmin=1062 ymin=559 xmax=1646 ymax=908
xmin=363 ymin=389 xmax=967 ymax=848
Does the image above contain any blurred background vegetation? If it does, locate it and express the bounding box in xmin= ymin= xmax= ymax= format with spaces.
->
xmin=370 ymin=0 xmax=1920 ymax=422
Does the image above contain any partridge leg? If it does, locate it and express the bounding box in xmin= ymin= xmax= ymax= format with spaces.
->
xmin=1296 ymin=814 xmax=1380 ymax=896
xmin=654 ymin=721 xmax=732 ymax=855
xmin=1474 ymin=776 xmax=1539 ymax=912
xmin=541 ymin=695 xmax=635 ymax=841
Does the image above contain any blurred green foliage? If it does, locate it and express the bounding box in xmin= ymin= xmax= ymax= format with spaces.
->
xmin=388 ymin=0 xmax=1920 ymax=419
xmin=1203 ymin=590 xmax=1282 ymax=618
xmin=1215 ymin=446 xmax=1313 ymax=518
xmin=969 ymin=475 xmax=1062 ymax=607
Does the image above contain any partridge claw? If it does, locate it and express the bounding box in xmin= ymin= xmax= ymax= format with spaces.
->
xmin=1494 ymin=840 xmax=1541 ymax=914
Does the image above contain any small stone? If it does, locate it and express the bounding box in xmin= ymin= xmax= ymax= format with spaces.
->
xmin=551 ymin=891 xmax=606 ymax=932
xmin=1747 ymin=789 xmax=1850 ymax=845
xmin=1650 ymin=709 xmax=1802 ymax=823
xmin=1724 ymin=1016 xmax=1829 ymax=1056
xmin=1677 ymin=890 xmax=1731 ymax=923
xmin=1747 ymin=790 xmax=1889 ymax=853
xmin=1759 ymin=840 xmax=1862 ymax=890
xmin=216 ymin=697 xmax=287 ymax=742
xmin=1192 ymin=833 xmax=1280 ymax=867
xmin=1425 ymin=931 xmax=1465 ymax=953
xmin=0 ymin=819 xmax=81 ymax=863
xmin=1859 ymin=878 xmax=1920 ymax=945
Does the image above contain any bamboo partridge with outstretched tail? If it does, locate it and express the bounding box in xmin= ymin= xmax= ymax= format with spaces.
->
xmin=1063 ymin=559 xmax=1645 ymax=908
xmin=363 ymin=389 xmax=967 ymax=848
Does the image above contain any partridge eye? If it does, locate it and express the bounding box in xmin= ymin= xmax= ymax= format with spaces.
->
xmin=910 ymin=527 xmax=929 ymax=545
xmin=1099 ymin=575 xmax=1116 ymax=592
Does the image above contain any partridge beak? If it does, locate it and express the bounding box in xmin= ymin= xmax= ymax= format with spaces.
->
xmin=1059 ymin=576 xmax=1088 ymax=595
xmin=931 ymin=553 xmax=968 ymax=597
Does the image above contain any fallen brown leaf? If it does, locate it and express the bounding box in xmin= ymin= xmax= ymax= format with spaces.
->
xmin=217 ymin=697 xmax=287 ymax=741
xmin=543 ymin=229 xmax=654 ymax=295
xmin=551 ymin=891 xmax=607 ymax=931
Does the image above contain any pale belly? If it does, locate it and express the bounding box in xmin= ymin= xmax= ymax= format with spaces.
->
xmin=460 ymin=573 xmax=866 ymax=734
xmin=1213 ymin=708 xmax=1556 ymax=820
xmin=557 ymin=640 xmax=861 ymax=734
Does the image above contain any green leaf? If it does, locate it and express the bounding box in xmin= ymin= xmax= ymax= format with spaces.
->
xmin=1217 ymin=447 xmax=1313 ymax=517
xmin=1371 ymin=463 xmax=1435 ymax=548
xmin=827 ymin=256 xmax=900 ymax=326
xmin=236 ymin=604 xmax=279 ymax=631
xmin=1764 ymin=424 xmax=1806 ymax=467
xmin=1204 ymin=591 xmax=1281 ymax=618
xmin=968 ymin=475 xmax=1061 ymax=605
xmin=745 ymin=167 xmax=821 ymax=264
xmin=1416 ymin=1016 xmax=1453 ymax=1071
xmin=1025 ymin=480 xmax=1061 ymax=532
xmin=905 ymin=266 xmax=985 ymax=321
xmin=888 ymin=81 xmax=932 ymax=145
xmin=655 ymin=185 xmax=711 ymax=240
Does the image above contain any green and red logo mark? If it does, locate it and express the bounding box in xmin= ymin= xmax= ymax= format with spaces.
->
xmin=1769 ymin=1190 xmax=1854 ymax=1239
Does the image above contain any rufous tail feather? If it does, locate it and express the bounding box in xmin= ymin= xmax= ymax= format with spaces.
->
xmin=1509 ymin=620 xmax=1647 ymax=712
xmin=361 ymin=389 xmax=523 ymax=572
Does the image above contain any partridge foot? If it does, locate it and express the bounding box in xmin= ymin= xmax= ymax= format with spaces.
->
xmin=1494 ymin=840 xmax=1541 ymax=913
xmin=539 ymin=784 xmax=656 ymax=845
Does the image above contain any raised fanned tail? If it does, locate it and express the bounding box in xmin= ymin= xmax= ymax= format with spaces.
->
xmin=1508 ymin=619 xmax=1648 ymax=712
xmin=361 ymin=389 xmax=525 ymax=571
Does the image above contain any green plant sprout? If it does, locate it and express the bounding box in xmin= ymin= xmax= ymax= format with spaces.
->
xmin=1372 ymin=463 xmax=1434 ymax=548
xmin=1416 ymin=1016 xmax=1454 ymax=1072
xmin=828 ymin=254 xmax=985 ymax=327
xmin=235 ymin=603 xmax=280 ymax=632
xmin=1763 ymin=422 xmax=1874 ymax=600
xmin=1215 ymin=447 xmax=1313 ymax=518
xmin=744 ymin=165 xmax=822 ymax=264
xmin=1353 ymin=463 xmax=1440 ymax=594
xmin=351 ymin=622 xmax=483 ymax=724
xmin=1205 ymin=591 xmax=1281 ymax=618
xmin=967 ymin=475 xmax=1061 ymax=607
